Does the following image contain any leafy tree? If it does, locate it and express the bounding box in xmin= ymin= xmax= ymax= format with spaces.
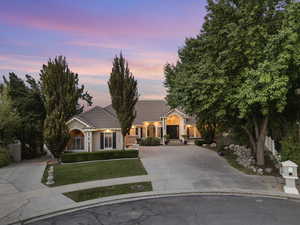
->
xmin=0 ymin=85 xmax=21 ymax=146
xmin=196 ymin=114 xmax=218 ymax=144
xmin=108 ymin=53 xmax=139 ymax=150
xmin=4 ymin=73 xmax=45 ymax=158
xmin=164 ymin=0 xmax=300 ymax=166
xmin=40 ymin=56 xmax=92 ymax=159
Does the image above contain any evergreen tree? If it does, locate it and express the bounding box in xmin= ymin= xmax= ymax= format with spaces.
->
xmin=4 ymin=73 xmax=45 ymax=158
xmin=40 ymin=56 xmax=92 ymax=159
xmin=108 ymin=53 xmax=139 ymax=150
xmin=0 ymin=85 xmax=21 ymax=146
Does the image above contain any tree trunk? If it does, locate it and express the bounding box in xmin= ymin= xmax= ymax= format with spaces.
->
xmin=122 ymin=135 xmax=126 ymax=150
xmin=256 ymin=116 xmax=268 ymax=166
xmin=256 ymin=137 xmax=265 ymax=166
xmin=243 ymin=116 xmax=268 ymax=166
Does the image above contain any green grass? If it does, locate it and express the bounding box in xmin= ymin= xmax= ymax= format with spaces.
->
xmin=222 ymin=151 xmax=256 ymax=175
xmin=64 ymin=182 xmax=153 ymax=202
xmin=200 ymin=146 xmax=256 ymax=175
xmin=42 ymin=159 xmax=148 ymax=187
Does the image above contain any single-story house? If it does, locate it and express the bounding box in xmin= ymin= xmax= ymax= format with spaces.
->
xmin=66 ymin=100 xmax=201 ymax=152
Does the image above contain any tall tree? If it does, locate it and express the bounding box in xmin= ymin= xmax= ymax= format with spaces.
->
xmin=4 ymin=73 xmax=45 ymax=158
xmin=40 ymin=56 xmax=92 ymax=159
xmin=0 ymin=85 xmax=21 ymax=146
xmin=108 ymin=53 xmax=139 ymax=150
xmin=164 ymin=0 xmax=299 ymax=166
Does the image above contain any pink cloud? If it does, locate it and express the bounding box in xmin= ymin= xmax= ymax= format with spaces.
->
xmin=67 ymin=40 xmax=132 ymax=50
xmin=0 ymin=6 xmax=200 ymax=39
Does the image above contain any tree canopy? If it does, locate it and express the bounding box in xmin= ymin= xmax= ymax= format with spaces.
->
xmin=40 ymin=56 xmax=92 ymax=158
xmin=164 ymin=0 xmax=300 ymax=166
xmin=108 ymin=53 xmax=139 ymax=150
xmin=4 ymin=73 xmax=45 ymax=158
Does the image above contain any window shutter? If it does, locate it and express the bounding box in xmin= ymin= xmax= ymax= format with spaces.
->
xmin=161 ymin=127 xmax=163 ymax=138
xmin=140 ymin=128 xmax=143 ymax=138
xmin=113 ymin=132 xmax=117 ymax=149
xmin=100 ymin=133 xmax=104 ymax=149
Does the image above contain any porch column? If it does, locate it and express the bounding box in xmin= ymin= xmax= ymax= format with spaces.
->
xmin=162 ymin=117 xmax=167 ymax=145
xmin=155 ymin=125 xmax=158 ymax=137
xmin=84 ymin=131 xmax=92 ymax=152
xmin=145 ymin=125 xmax=148 ymax=138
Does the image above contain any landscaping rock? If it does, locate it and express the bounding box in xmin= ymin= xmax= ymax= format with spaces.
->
xmin=265 ymin=168 xmax=273 ymax=174
xmin=257 ymin=168 xmax=264 ymax=175
xmin=210 ymin=143 xmax=217 ymax=148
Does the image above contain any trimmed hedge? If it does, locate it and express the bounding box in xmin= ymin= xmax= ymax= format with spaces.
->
xmin=0 ymin=147 xmax=11 ymax=168
xmin=140 ymin=137 xmax=161 ymax=146
xmin=194 ymin=139 xmax=207 ymax=146
xmin=61 ymin=150 xmax=139 ymax=163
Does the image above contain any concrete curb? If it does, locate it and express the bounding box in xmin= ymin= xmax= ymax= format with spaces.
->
xmin=9 ymin=189 xmax=300 ymax=225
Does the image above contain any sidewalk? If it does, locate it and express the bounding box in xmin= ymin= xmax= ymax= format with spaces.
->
xmin=0 ymin=159 xmax=151 ymax=225
xmin=0 ymin=149 xmax=291 ymax=225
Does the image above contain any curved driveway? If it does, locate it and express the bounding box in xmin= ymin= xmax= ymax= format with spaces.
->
xmin=140 ymin=145 xmax=280 ymax=192
xmin=28 ymin=195 xmax=300 ymax=225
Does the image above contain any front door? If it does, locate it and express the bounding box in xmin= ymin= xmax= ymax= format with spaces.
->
xmin=167 ymin=125 xmax=179 ymax=139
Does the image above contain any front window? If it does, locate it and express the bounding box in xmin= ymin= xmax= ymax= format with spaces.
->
xmin=67 ymin=129 xmax=84 ymax=150
xmin=104 ymin=132 xmax=113 ymax=149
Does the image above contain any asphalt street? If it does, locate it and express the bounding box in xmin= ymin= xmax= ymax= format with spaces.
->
xmin=28 ymin=195 xmax=300 ymax=225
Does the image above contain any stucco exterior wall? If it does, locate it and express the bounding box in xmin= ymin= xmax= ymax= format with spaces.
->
xmin=92 ymin=130 xmax=122 ymax=151
xmin=67 ymin=119 xmax=87 ymax=131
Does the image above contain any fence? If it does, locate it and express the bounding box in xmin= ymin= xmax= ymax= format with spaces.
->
xmin=265 ymin=136 xmax=281 ymax=162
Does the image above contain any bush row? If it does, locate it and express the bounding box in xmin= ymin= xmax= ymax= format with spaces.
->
xmin=61 ymin=149 xmax=139 ymax=163
xmin=194 ymin=139 xmax=209 ymax=146
xmin=139 ymin=137 xmax=161 ymax=146
xmin=0 ymin=147 xmax=11 ymax=168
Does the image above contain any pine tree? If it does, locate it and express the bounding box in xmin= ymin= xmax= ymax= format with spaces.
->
xmin=40 ymin=56 xmax=92 ymax=159
xmin=108 ymin=53 xmax=139 ymax=150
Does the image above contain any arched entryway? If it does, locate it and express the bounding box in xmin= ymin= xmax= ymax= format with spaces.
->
xmin=166 ymin=115 xmax=180 ymax=139
xmin=67 ymin=129 xmax=85 ymax=151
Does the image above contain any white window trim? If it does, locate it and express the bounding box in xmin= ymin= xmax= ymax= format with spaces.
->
xmin=101 ymin=132 xmax=113 ymax=150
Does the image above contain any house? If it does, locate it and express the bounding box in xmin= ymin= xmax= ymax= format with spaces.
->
xmin=66 ymin=100 xmax=201 ymax=151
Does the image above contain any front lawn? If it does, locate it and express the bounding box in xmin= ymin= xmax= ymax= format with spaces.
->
xmin=64 ymin=182 xmax=153 ymax=202
xmin=42 ymin=159 xmax=147 ymax=186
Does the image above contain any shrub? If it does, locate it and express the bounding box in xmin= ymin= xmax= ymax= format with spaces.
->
xmin=140 ymin=137 xmax=161 ymax=146
xmin=281 ymin=132 xmax=300 ymax=169
xmin=194 ymin=139 xmax=207 ymax=146
xmin=61 ymin=149 xmax=139 ymax=163
xmin=0 ymin=147 xmax=11 ymax=168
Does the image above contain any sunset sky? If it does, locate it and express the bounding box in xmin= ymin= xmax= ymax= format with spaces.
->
xmin=0 ymin=0 xmax=206 ymax=106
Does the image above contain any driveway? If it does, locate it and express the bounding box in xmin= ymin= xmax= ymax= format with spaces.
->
xmin=140 ymin=145 xmax=281 ymax=192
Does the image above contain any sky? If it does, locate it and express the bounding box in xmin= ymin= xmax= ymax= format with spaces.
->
xmin=0 ymin=0 xmax=207 ymax=106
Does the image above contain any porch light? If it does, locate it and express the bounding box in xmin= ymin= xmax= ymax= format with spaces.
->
xmin=105 ymin=129 xmax=112 ymax=133
xmin=144 ymin=122 xmax=149 ymax=126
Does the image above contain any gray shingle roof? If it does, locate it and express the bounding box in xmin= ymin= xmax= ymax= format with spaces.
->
xmin=105 ymin=100 xmax=171 ymax=125
xmin=75 ymin=106 xmax=120 ymax=128
xmin=74 ymin=100 xmax=197 ymax=129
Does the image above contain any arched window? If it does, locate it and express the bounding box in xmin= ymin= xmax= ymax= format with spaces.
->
xmin=67 ymin=129 xmax=84 ymax=150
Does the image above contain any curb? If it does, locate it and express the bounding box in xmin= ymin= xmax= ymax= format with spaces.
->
xmin=9 ymin=189 xmax=300 ymax=225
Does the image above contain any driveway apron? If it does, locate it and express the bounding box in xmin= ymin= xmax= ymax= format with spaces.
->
xmin=139 ymin=145 xmax=280 ymax=192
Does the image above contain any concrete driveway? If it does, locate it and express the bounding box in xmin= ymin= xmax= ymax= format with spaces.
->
xmin=140 ymin=145 xmax=280 ymax=192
